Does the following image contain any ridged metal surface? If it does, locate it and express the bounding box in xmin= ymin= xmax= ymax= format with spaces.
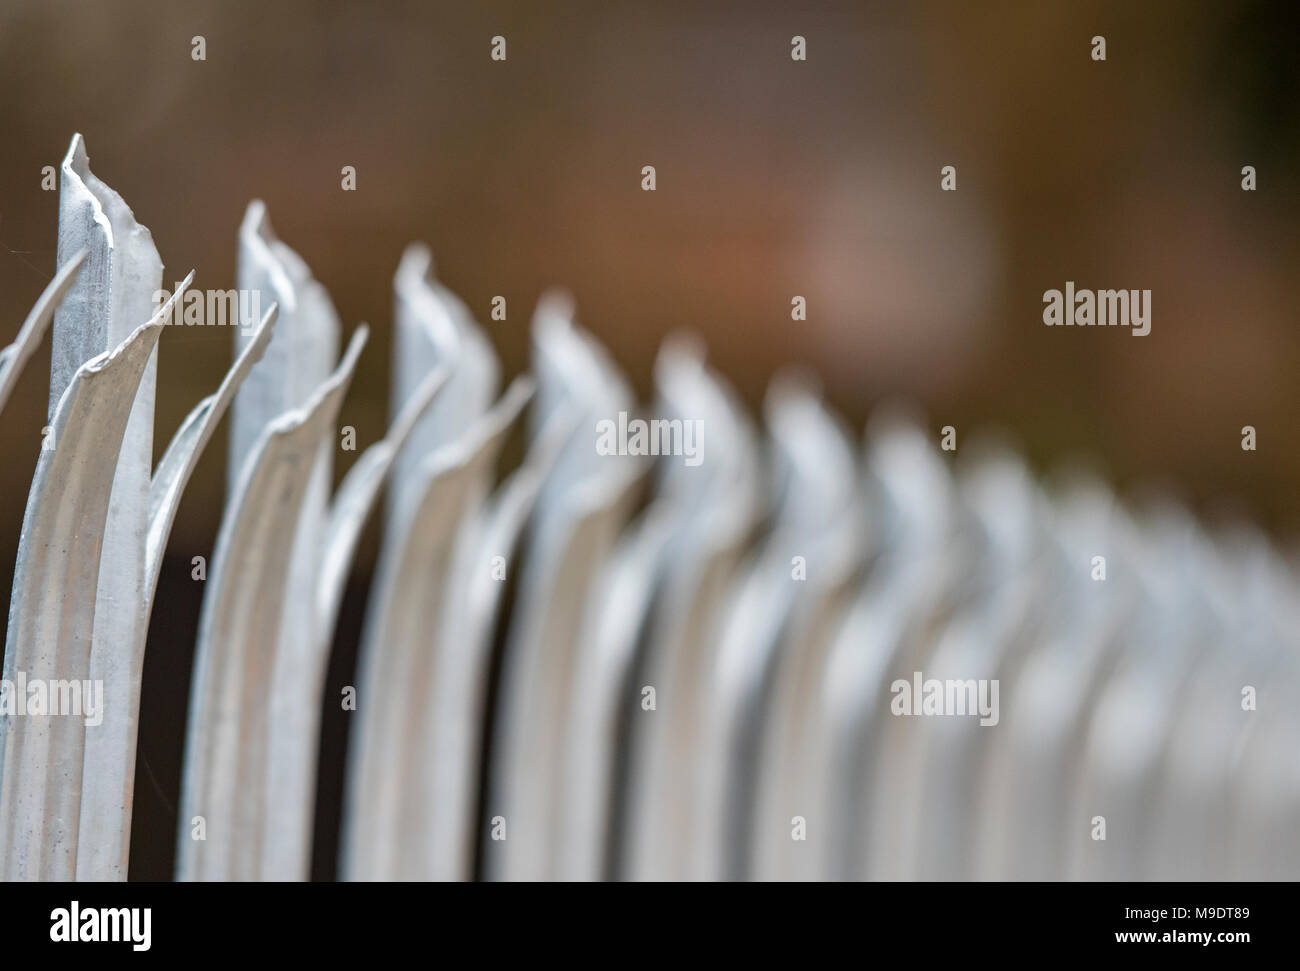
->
xmin=0 ymin=135 xmax=1297 ymax=884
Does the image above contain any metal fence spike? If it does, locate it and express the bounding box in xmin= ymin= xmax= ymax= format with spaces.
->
xmin=257 ymin=360 xmax=450 ymax=881
xmin=0 ymin=283 xmax=181 ymax=881
xmin=0 ymin=251 xmax=86 ymax=417
xmin=814 ymin=417 xmax=960 ymax=881
xmin=581 ymin=341 xmax=761 ymax=882
xmin=342 ymin=375 xmax=532 ymax=879
xmin=485 ymin=307 xmax=644 ymax=881
xmin=145 ymin=304 xmax=279 ymax=601
xmin=51 ymin=134 xmax=167 ymax=882
xmin=340 ymin=247 xmax=501 ymax=880
xmin=316 ymin=362 xmax=452 ymax=641
xmin=61 ymin=303 xmax=279 ymax=881
xmin=177 ymin=328 xmax=367 ymax=882
xmin=689 ymin=379 xmax=863 ymax=880
xmin=352 ymin=376 xmax=534 ymax=881
xmin=417 ymin=399 xmax=571 ymax=881
xmin=227 ymin=202 xmax=344 ymax=882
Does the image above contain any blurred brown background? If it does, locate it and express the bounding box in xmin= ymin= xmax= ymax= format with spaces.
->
xmin=0 ymin=0 xmax=1296 ymax=879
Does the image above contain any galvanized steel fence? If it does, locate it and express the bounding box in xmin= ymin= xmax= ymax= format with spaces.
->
xmin=1 ymin=135 xmax=1297 ymax=881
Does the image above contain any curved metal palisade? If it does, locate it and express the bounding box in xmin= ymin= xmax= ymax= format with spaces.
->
xmin=0 ymin=282 xmax=186 ymax=881
xmin=258 ymin=361 xmax=450 ymax=881
xmin=177 ymin=328 xmax=367 ymax=882
xmin=75 ymin=305 xmax=280 ymax=881
xmin=341 ymin=242 xmax=502 ymax=880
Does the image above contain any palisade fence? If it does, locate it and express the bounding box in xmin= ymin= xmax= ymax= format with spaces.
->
xmin=0 ymin=135 xmax=1297 ymax=882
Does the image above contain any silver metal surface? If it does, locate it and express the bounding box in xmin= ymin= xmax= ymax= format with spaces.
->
xmin=341 ymin=244 xmax=503 ymax=880
xmin=347 ymin=377 xmax=533 ymax=880
xmin=1 ymin=152 xmax=1298 ymax=883
xmin=583 ymin=338 xmax=760 ymax=882
xmin=229 ymin=203 xmax=343 ymax=881
xmin=0 ymin=252 xmax=86 ymax=418
xmin=52 ymin=135 xmax=164 ymax=882
xmin=177 ymin=329 xmax=367 ymax=881
xmin=261 ymin=361 xmax=449 ymax=881
xmin=0 ymin=283 xmax=184 ymax=880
